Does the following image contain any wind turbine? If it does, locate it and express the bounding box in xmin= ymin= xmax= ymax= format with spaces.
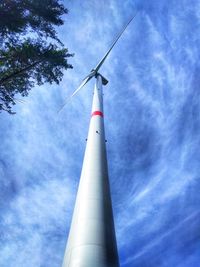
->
xmin=61 ymin=14 xmax=136 ymax=267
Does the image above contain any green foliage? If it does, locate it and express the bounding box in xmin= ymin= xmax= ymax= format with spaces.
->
xmin=0 ymin=0 xmax=73 ymax=114
xmin=0 ymin=0 xmax=67 ymax=40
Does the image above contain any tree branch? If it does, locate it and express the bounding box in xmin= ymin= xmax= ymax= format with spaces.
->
xmin=0 ymin=60 xmax=41 ymax=85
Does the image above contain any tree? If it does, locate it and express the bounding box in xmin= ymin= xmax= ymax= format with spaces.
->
xmin=0 ymin=0 xmax=73 ymax=114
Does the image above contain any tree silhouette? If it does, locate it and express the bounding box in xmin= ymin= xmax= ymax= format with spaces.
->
xmin=0 ymin=0 xmax=73 ymax=114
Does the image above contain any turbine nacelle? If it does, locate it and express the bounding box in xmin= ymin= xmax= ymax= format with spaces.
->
xmin=95 ymin=73 xmax=109 ymax=85
xmin=88 ymin=69 xmax=108 ymax=85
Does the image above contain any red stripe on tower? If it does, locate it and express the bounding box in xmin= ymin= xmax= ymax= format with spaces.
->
xmin=91 ymin=111 xmax=104 ymax=117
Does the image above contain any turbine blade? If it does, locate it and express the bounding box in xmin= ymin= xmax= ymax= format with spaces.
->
xmin=58 ymin=71 xmax=95 ymax=113
xmin=71 ymin=76 xmax=91 ymax=98
xmin=70 ymin=71 xmax=96 ymax=98
xmin=58 ymin=14 xmax=137 ymax=114
xmin=94 ymin=13 xmax=137 ymax=72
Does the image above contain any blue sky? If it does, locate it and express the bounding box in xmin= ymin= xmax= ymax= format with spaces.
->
xmin=0 ymin=0 xmax=200 ymax=266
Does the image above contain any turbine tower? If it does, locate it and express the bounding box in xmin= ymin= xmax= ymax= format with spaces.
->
xmin=61 ymin=15 xmax=136 ymax=267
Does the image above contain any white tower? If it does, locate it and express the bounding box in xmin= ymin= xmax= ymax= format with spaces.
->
xmin=60 ymin=15 xmax=136 ymax=267
xmin=62 ymin=74 xmax=119 ymax=267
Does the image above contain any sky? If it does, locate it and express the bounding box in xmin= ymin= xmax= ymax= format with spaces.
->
xmin=0 ymin=0 xmax=200 ymax=266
